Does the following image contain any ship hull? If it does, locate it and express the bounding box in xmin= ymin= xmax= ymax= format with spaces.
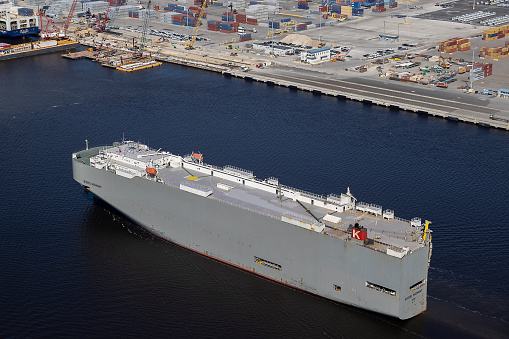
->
xmin=0 ymin=26 xmax=40 ymax=37
xmin=0 ymin=40 xmax=78 ymax=61
xmin=73 ymin=148 xmax=430 ymax=320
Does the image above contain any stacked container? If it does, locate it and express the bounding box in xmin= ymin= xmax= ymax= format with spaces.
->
xmin=208 ymin=20 xmax=220 ymax=30
xmin=222 ymin=12 xmax=235 ymax=21
xmin=160 ymin=11 xmax=181 ymax=23
xmin=236 ymin=13 xmax=247 ymax=23
xmin=341 ymin=5 xmax=352 ymax=15
xmin=482 ymin=25 xmax=509 ymax=41
xmin=82 ymin=1 xmax=110 ymax=14
xmin=268 ymin=21 xmax=280 ymax=29
xmin=219 ymin=21 xmax=238 ymax=33
xmin=480 ymin=47 xmax=509 ymax=59
xmin=172 ymin=14 xmax=184 ymax=25
xmin=352 ymin=7 xmax=363 ymax=16
xmin=483 ymin=63 xmax=493 ymax=77
xmin=107 ymin=0 xmax=128 ymax=6
xmin=239 ymin=33 xmax=252 ymax=42
xmin=110 ymin=5 xmax=138 ymax=18
xmin=246 ymin=4 xmax=268 ymax=20
xmin=296 ymin=23 xmax=307 ymax=31
xmin=438 ymin=38 xmax=470 ymax=53
xmin=298 ymin=1 xmax=309 ymax=10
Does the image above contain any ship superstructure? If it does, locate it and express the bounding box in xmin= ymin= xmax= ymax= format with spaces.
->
xmin=72 ymin=140 xmax=433 ymax=319
xmin=0 ymin=3 xmax=40 ymax=38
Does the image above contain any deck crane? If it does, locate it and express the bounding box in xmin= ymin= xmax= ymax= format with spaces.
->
xmin=185 ymin=0 xmax=207 ymax=50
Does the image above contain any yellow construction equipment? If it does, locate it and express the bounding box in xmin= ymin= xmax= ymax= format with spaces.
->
xmin=185 ymin=0 xmax=207 ymax=49
xmin=439 ymin=55 xmax=452 ymax=69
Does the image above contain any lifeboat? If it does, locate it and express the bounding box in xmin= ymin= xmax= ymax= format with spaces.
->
xmin=146 ymin=167 xmax=157 ymax=176
xmin=192 ymin=153 xmax=203 ymax=162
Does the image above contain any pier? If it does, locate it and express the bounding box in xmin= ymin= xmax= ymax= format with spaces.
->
xmin=222 ymin=67 xmax=509 ymax=131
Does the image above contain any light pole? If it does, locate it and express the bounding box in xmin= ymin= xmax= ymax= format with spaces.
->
xmin=382 ymin=21 xmax=386 ymax=77
xmin=271 ymin=17 xmax=274 ymax=56
xmin=470 ymin=46 xmax=478 ymax=91
xmin=319 ymin=12 xmax=322 ymax=43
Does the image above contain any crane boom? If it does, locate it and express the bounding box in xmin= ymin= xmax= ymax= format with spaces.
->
xmin=62 ymin=0 xmax=79 ymax=37
xmin=185 ymin=0 xmax=207 ymax=50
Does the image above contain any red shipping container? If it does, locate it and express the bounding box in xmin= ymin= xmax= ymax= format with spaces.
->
xmin=208 ymin=25 xmax=219 ymax=31
xmin=246 ymin=18 xmax=257 ymax=25
xmin=389 ymin=4 xmax=397 ymax=8
xmin=319 ymin=5 xmax=327 ymax=12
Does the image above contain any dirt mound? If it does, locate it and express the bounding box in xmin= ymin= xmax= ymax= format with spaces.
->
xmin=280 ymin=34 xmax=335 ymax=48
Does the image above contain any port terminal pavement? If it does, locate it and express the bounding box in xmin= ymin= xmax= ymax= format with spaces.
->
xmin=73 ymin=0 xmax=509 ymax=130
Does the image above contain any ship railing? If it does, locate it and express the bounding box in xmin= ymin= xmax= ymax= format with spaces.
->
xmin=283 ymin=212 xmax=321 ymax=226
xmin=281 ymin=185 xmax=326 ymax=201
xmin=223 ymin=165 xmax=254 ymax=178
xmin=266 ymin=177 xmax=279 ymax=185
xmin=394 ymin=216 xmax=410 ymax=224
xmin=356 ymin=202 xmax=382 ymax=214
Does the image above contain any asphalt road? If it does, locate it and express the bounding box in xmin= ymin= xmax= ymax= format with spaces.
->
xmin=249 ymin=66 xmax=502 ymax=117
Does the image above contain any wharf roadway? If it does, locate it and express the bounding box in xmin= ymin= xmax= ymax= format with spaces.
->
xmin=226 ymin=66 xmax=509 ymax=130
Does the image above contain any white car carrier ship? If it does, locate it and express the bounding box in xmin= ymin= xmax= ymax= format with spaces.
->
xmin=72 ymin=140 xmax=433 ymax=319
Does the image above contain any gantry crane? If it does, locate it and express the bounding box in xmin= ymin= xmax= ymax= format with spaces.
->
xmin=185 ymin=0 xmax=207 ymax=50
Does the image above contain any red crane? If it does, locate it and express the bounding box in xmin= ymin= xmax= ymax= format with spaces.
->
xmin=95 ymin=3 xmax=112 ymax=32
xmin=62 ymin=0 xmax=79 ymax=37
xmin=38 ymin=0 xmax=79 ymax=39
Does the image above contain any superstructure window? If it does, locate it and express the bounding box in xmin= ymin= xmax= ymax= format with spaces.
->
xmin=333 ymin=284 xmax=341 ymax=292
xmin=254 ymin=256 xmax=281 ymax=271
xmin=409 ymin=279 xmax=426 ymax=292
xmin=366 ymin=281 xmax=396 ymax=297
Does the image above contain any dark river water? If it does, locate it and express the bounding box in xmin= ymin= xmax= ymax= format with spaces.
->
xmin=0 ymin=52 xmax=508 ymax=338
